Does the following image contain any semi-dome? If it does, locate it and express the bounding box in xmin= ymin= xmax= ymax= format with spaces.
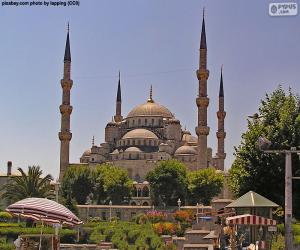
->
xmin=182 ymin=133 xmax=197 ymax=144
xmin=125 ymin=147 xmax=142 ymax=152
xmin=122 ymin=129 xmax=158 ymax=139
xmin=174 ymin=145 xmax=197 ymax=155
xmin=82 ymin=149 xmax=91 ymax=156
xmin=127 ymin=101 xmax=174 ymax=119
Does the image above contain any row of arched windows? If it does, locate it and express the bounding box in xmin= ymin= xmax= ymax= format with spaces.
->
xmin=117 ymin=139 xmax=159 ymax=147
xmin=126 ymin=118 xmax=162 ymax=127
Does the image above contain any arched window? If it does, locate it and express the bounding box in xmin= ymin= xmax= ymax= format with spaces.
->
xmin=138 ymin=119 xmax=141 ymax=125
xmin=142 ymin=201 xmax=149 ymax=206
xmin=152 ymin=119 xmax=154 ymax=125
xmin=142 ymin=186 xmax=149 ymax=197
xmin=131 ymin=201 xmax=137 ymax=206
xmin=145 ymin=119 xmax=147 ymax=125
xmin=137 ymin=188 xmax=142 ymax=197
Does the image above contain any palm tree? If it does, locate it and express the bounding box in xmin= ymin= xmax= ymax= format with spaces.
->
xmin=1 ymin=166 xmax=54 ymax=202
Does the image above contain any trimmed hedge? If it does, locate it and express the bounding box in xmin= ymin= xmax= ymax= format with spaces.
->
xmin=0 ymin=224 xmax=77 ymax=243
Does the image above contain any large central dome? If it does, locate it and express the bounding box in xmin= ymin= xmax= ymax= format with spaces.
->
xmin=127 ymin=101 xmax=174 ymax=118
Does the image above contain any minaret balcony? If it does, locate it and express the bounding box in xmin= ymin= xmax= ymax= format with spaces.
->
xmin=60 ymin=104 xmax=73 ymax=115
xmin=196 ymin=97 xmax=209 ymax=107
xmin=59 ymin=131 xmax=72 ymax=141
xmin=216 ymin=131 xmax=226 ymax=139
xmin=217 ymin=111 xmax=226 ymax=119
xmin=196 ymin=69 xmax=209 ymax=80
xmin=61 ymin=79 xmax=73 ymax=90
xmin=216 ymin=152 xmax=226 ymax=159
xmin=195 ymin=126 xmax=210 ymax=136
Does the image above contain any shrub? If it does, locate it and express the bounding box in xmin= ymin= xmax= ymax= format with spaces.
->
xmin=0 ymin=212 xmax=13 ymax=222
xmin=152 ymin=222 xmax=178 ymax=236
xmin=173 ymin=210 xmax=194 ymax=223
xmin=145 ymin=210 xmax=167 ymax=223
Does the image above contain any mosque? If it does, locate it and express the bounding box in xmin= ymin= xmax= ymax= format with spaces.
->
xmin=58 ymin=15 xmax=227 ymax=203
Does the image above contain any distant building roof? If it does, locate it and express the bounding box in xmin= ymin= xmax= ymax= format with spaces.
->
xmin=226 ymin=191 xmax=279 ymax=208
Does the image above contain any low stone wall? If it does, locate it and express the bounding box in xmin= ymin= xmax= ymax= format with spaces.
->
xmin=77 ymin=205 xmax=212 ymax=222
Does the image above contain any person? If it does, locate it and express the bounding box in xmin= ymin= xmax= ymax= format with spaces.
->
xmin=14 ymin=236 xmax=22 ymax=250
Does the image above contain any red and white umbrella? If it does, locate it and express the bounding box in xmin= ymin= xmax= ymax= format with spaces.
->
xmin=6 ymin=197 xmax=82 ymax=226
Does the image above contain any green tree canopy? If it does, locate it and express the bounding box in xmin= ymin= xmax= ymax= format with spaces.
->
xmin=188 ymin=168 xmax=224 ymax=205
xmin=61 ymin=165 xmax=95 ymax=205
xmin=229 ymin=87 xmax=300 ymax=218
xmin=94 ymin=164 xmax=133 ymax=205
xmin=1 ymin=166 xmax=53 ymax=203
xmin=146 ymin=159 xmax=188 ymax=206
xmin=61 ymin=164 xmax=132 ymax=205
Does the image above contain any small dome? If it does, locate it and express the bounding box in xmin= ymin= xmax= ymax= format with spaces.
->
xmin=82 ymin=149 xmax=91 ymax=157
xmin=125 ymin=147 xmax=142 ymax=153
xmin=174 ymin=145 xmax=197 ymax=155
xmin=142 ymin=181 xmax=149 ymax=184
xmin=127 ymin=101 xmax=174 ymax=119
xmin=122 ymin=129 xmax=158 ymax=139
xmin=182 ymin=133 xmax=198 ymax=144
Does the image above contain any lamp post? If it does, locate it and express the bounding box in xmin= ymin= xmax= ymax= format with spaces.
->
xmin=177 ymin=198 xmax=181 ymax=210
xmin=54 ymin=180 xmax=60 ymax=238
xmin=54 ymin=180 xmax=60 ymax=203
xmin=109 ymin=200 xmax=112 ymax=222
xmin=258 ymin=137 xmax=300 ymax=250
xmin=196 ymin=203 xmax=199 ymax=224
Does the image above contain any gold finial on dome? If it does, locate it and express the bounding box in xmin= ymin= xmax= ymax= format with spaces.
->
xmin=147 ymin=85 xmax=154 ymax=103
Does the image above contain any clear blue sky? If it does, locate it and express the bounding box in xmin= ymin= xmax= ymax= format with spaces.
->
xmin=0 ymin=0 xmax=299 ymax=179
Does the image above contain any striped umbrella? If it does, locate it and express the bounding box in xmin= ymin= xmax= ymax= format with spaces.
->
xmin=6 ymin=197 xmax=82 ymax=226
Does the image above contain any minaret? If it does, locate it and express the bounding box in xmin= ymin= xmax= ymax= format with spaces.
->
xmin=114 ymin=71 xmax=123 ymax=122
xmin=216 ymin=67 xmax=226 ymax=170
xmin=195 ymin=9 xmax=210 ymax=169
xmin=59 ymin=24 xmax=73 ymax=181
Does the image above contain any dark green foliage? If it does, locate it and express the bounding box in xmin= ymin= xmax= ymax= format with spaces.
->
xmin=61 ymin=165 xmax=95 ymax=205
xmin=88 ymin=221 xmax=164 ymax=250
xmin=229 ymin=87 xmax=300 ymax=218
xmin=146 ymin=160 xmax=188 ymax=206
xmin=93 ymin=164 xmax=133 ymax=205
xmin=1 ymin=166 xmax=53 ymax=203
xmin=0 ymin=223 xmax=76 ymax=243
xmin=61 ymin=164 xmax=132 ymax=205
xmin=187 ymin=168 xmax=224 ymax=205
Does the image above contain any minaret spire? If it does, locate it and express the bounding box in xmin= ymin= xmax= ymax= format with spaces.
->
xmin=64 ymin=23 xmax=71 ymax=63
xmin=196 ymin=8 xmax=210 ymax=169
xmin=59 ymin=24 xmax=73 ymax=181
xmin=216 ymin=66 xmax=226 ymax=170
xmin=200 ymin=8 xmax=207 ymax=50
xmin=114 ymin=71 xmax=123 ymax=122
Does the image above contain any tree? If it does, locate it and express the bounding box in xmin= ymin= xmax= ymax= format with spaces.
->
xmin=146 ymin=160 xmax=188 ymax=206
xmin=188 ymin=168 xmax=224 ymax=205
xmin=93 ymin=164 xmax=133 ymax=205
xmin=61 ymin=165 xmax=95 ymax=205
xmin=1 ymin=166 xmax=53 ymax=202
xmin=61 ymin=164 xmax=132 ymax=205
xmin=229 ymin=87 xmax=300 ymax=218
